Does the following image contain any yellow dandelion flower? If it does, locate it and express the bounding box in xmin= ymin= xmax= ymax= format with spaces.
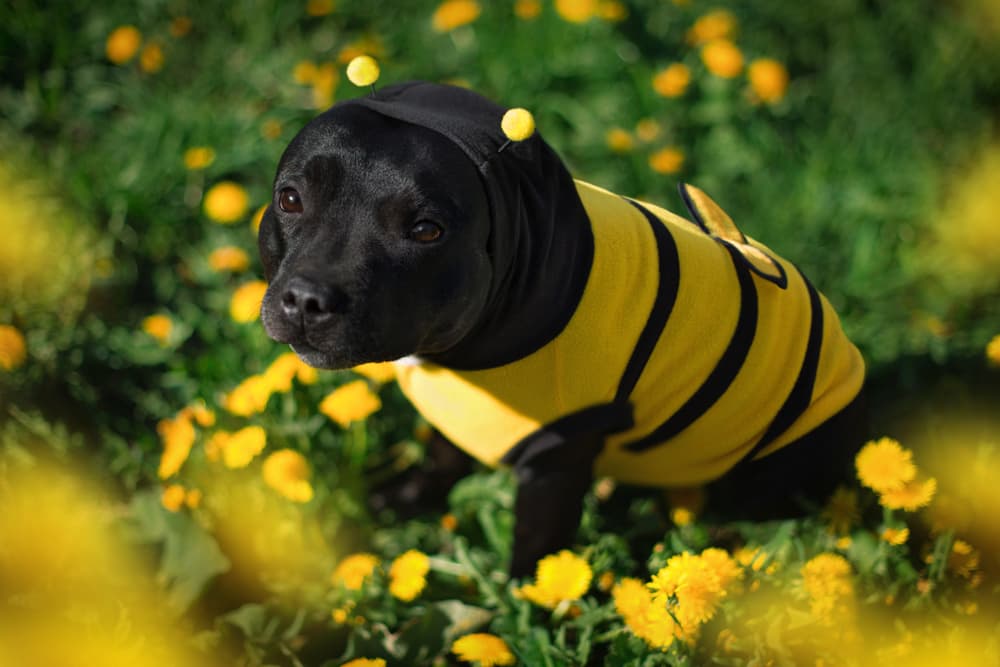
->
xmin=230 ymin=280 xmax=268 ymax=323
xmin=139 ymin=43 xmax=164 ymax=73
xmin=223 ymin=374 xmax=273 ymax=416
xmin=987 ymin=334 xmax=1000 ymax=366
xmin=341 ymin=660 xmax=385 ymax=667
xmin=598 ymin=1 xmax=627 ymax=21
xmin=313 ymin=62 xmax=339 ymax=108
xmin=337 ymin=36 xmax=386 ymax=64
xmin=514 ymin=0 xmax=541 ymax=20
xmin=554 ymin=0 xmax=598 ymax=23
xmin=613 ymin=577 xmax=681 ymax=649
xmin=855 ymin=437 xmax=916 ymax=493
xmin=184 ymin=146 xmax=216 ymax=170
xmin=635 ymin=118 xmax=661 ymax=143
xmin=879 ymin=477 xmax=937 ymax=512
xmin=161 ymin=484 xmax=187 ymax=512
xmin=293 ymin=60 xmax=318 ymax=84
xmin=835 ymin=535 xmax=853 ymax=550
xmin=800 ymin=553 xmax=854 ymax=619
xmin=440 ymin=513 xmax=458 ymax=531
xmin=648 ymin=551 xmax=723 ymax=626
xmin=880 ymin=527 xmax=910 ymax=545
xmin=388 ymin=549 xmax=430 ymax=601
xmin=204 ymin=181 xmax=250 ymax=224
xmin=251 ymin=203 xmax=269 ymax=233
xmin=319 ymin=380 xmax=382 ymax=427
xmin=265 ymin=351 xmax=313 ymax=392
xmin=142 ymin=314 xmax=172 ymax=345
xmin=652 ymin=63 xmax=691 ymax=98
xmin=451 ymin=633 xmax=516 ymax=667
xmin=734 ymin=545 xmax=768 ymax=571
xmin=649 ymin=147 xmax=685 ymax=174
xmin=432 ymin=0 xmax=481 ymax=32
xmin=701 ymin=39 xmax=744 ymax=78
xmin=106 ymin=25 xmax=142 ymax=64
xmin=671 ymin=506 xmax=694 ymax=526
xmin=519 ymin=550 xmax=592 ymax=608
xmin=606 ymin=127 xmax=634 ymax=153
xmin=686 ymin=9 xmax=737 ymax=45
xmin=501 ymin=108 xmax=535 ymax=142
xmin=0 ymin=324 xmax=28 ymax=370
xmin=331 ymin=607 xmax=350 ymax=624
xmin=332 ymin=552 xmax=380 ymax=590
xmin=948 ymin=540 xmax=980 ymax=579
xmin=178 ymin=399 xmax=215 ymax=427
xmin=214 ymin=425 xmax=267 ymax=469
xmin=699 ymin=547 xmax=742 ymax=590
xmin=597 ymin=571 xmax=615 ymax=592
xmin=157 ymin=413 xmax=196 ymax=479
xmin=262 ymin=449 xmax=314 ymax=502
xmin=306 ymin=0 xmax=335 ymax=17
xmin=352 ymin=362 xmax=396 ymax=384
xmin=208 ymin=245 xmax=250 ymax=273
xmin=169 ymin=16 xmax=192 ymax=38
xmin=185 ymin=488 xmax=202 ymax=508
xmin=748 ymin=58 xmax=788 ymax=103
xmin=822 ymin=486 xmax=859 ymax=535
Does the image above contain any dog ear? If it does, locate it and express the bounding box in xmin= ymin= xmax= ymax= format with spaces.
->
xmin=257 ymin=205 xmax=285 ymax=283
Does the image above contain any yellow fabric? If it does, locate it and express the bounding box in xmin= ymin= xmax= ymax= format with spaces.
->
xmin=394 ymin=180 xmax=865 ymax=486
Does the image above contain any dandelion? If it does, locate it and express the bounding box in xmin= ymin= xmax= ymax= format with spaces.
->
xmin=214 ymin=425 xmax=267 ymax=469
xmin=613 ymin=577 xmax=681 ymax=649
xmin=554 ymin=0 xmax=597 ymax=23
xmin=319 ymin=380 xmax=382 ymax=427
xmin=388 ymin=550 xmax=430 ymax=601
xmin=440 ymin=513 xmax=458 ymax=531
xmin=352 ymin=362 xmax=396 ymax=384
xmin=451 ymin=633 xmax=516 ymax=666
xmin=606 ymin=127 xmax=634 ymax=153
xmin=293 ymin=60 xmax=318 ymax=84
xmin=337 ymin=36 xmax=385 ymax=64
xmin=652 ymin=63 xmax=691 ymax=98
xmin=699 ymin=547 xmax=742 ymax=590
xmin=514 ymin=0 xmax=541 ymax=20
xmin=341 ymin=660 xmax=385 ymax=667
xmin=161 ymin=484 xmax=187 ymax=512
xmin=230 ymin=280 xmax=268 ymax=323
xmin=648 ymin=551 xmax=723 ymax=626
xmin=947 ymin=540 xmax=980 ymax=579
xmin=169 ymin=16 xmax=192 ymax=38
xmin=223 ymin=374 xmax=273 ymax=416
xmin=0 ymin=324 xmax=28 ymax=370
xmin=306 ymin=0 xmax=335 ymax=16
xmin=881 ymin=527 xmax=910 ymax=545
xmin=598 ymin=1 xmax=627 ymax=21
xmin=332 ymin=553 xmax=380 ymax=590
xmin=432 ymin=0 xmax=481 ymax=32
xmin=879 ymin=477 xmax=936 ymax=511
xmin=686 ymin=10 xmax=737 ymax=45
xmin=519 ymin=550 xmax=592 ymax=608
xmin=208 ymin=246 xmax=249 ymax=273
xmin=106 ymin=25 xmax=142 ymax=64
xmin=856 ymin=437 xmax=916 ymax=493
xmin=649 ymin=147 xmax=685 ymax=174
xmin=701 ymin=39 xmax=744 ymax=78
xmin=748 ymin=58 xmax=788 ymax=103
xmin=262 ymin=449 xmax=314 ymax=502
xmin=184 ymin=146 xmax=216 ymax=170
xmin=157 ymin=413 xmax=196 ymax=479
xmin=139 ymin=43 xmax=164 ymax=73
xmin=823 ymin=486 xmax=859 ymax=535
xmin=185 ymin=488 xmax=202 ymax=508
xmin=312 ymin=62 xmax=339 ymax=108
xmin=635 ymin=118 xmax=661 ymax=142
xmin=987 ymin=334 xmax=1000 ymax=366
xmin=142 ymin=314 xmax=172 ymax=345
xmin=800 ymin=553 xmax=853 ymax=619
xmin=671 ymin=507 xmax=694 ymax=526
xmin=203 ymin=181 xmax=250 ymax=224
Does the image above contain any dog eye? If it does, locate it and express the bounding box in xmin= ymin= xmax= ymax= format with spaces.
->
xmin=409 ymin=221 xmax=443 ymax=243
xmin=278 ymin=187 xmax=303 ymax=213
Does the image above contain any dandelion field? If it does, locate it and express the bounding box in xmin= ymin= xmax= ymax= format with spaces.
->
xmin=2 ymin=1 xmax=1000 ymax=665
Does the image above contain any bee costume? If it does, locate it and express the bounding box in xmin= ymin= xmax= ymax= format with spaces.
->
xmin=339 ymin=75 xmax=865 ymax=487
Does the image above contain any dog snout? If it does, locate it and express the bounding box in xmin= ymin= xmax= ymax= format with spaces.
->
xmin=280 ymin=276 xmax=348 ymax=324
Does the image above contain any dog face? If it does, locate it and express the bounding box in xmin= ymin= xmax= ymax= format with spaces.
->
xmin=259 ymin=105 xmax=493 ymax=369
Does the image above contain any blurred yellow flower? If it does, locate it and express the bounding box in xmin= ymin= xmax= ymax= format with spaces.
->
xmin=699 ymin=547 xmax=742 ymax=590
xmin=687 ymin=9 xmax=737 ymax=45
xmin=388 ymin=549 xmax=430 ymax=601
xmin=432 ymin=0 xmax=481 ymax=32
xmin=208 ymin=245 xmax=250 ymax=273
xmin=178 ymin=399 xmax=215 ymax=426
xmin=879 ymin=477 xmax=937 ymax=511
xmin=748 ymin=58 xmax=788 ymax=103
xmin=306 ymin=0 xmax=335 ymax=16
xmin=822 ymin=486 xmax=859 ymax=535
xmin=0 ymin=324 xmax=27 ymax=370
xmin=212 ymin=425 xmax=267 ymax=469
xmin=266 ymin=351 xmax=319 ymax=391
xmin=652 ymin=63 xmax=691 ymax=98
xmin=440 ymin=513 xmax=458 ymax=531
xmin=161 ymin=484 xmax=187 ymax=512
xmin=648 ymin=551 xmax=723 ymax=626
xmin=352 ymin=362 xmax=396 ymax=384
xmin=106 ymin=25 xmax=142 ymax=64
xmin=157 ymin=412 xmax=196 ymax=478
xmin=635 ymin=118 xmax=661 ymax=143
xmin=252 ymin=203 xmax=269 ymax=233
xmin=649 ymin=147 xmax=685 ymax=174
xmin=613 ymin=577 xmax=680 ymax=649
xmin=598 ymin=1 xmax=627 ymax=21
xmin=948 ymin=539 xmax=980 ymax=579
xmin=519 ymin=550 xmax=592 ymax=608
xmin=262 ymin=449 xmax=315 ymax=502
xmin=184 ymin=146 xmax=216 ymax=170
xmin=139 ymin=43 xmax=164 ymax=73
xmin=332 ymin=552 xmax=380 ymax=590
xmin=555 ymin=0 xmax=597 ymax=23
xmin=261 ymin=120 xmax=283 ymax=141
xmin=987 ymin=334 xmax=1000 ymax=366
xmin=451 ymin=633 xmax=516 ymax=666
xmin=346 ymin=55 xmax=380 ymax=87
xmin=881 ymin=527 xmax=910 ymax=545
xmin=204 ymin=181 xmax=250 ymax=224
xmin=514 ymin=0 xmax=541 ymax=20
xmin=800 ymin=553 xmax=853 ymax=619
xmin=230 ymin=280 xmax=268 ymax=323
xmin=606 ymin=127 xmax=634 ymax=153
xmin=185 ymin=487 xmax=203 ymax=508
xmin=293 ymin=60 xmax=318 ymax=84
xmin=856 ymin=437 xmax=916 ymax=493
xmin=142 ymin=313 xmax=172 ymax=345
xmin=312 ymin=62 xmax=339 ymax=108
xmin=670 ymin=506 xmax=694 ymax=526
xmin=319 ymin=380 xmax=382 ymax=427
xmin=169 ymin=16 xmax=192 ymax=38
xmin=223 ymin=374 xmax=274 ymax=416
xmin=701 ymin=39 xmax=744 ymax=78
xmin=341 ymin=659 xmax=385 ymax=667
xmin=337 ymin=36 xmax=386 ymax=64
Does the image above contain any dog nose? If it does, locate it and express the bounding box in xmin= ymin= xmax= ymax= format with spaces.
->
xmin=281 ymin=277 xmax=346 ymax=323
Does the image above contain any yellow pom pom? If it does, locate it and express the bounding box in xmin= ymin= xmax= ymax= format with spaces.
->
xmin=346 ymin=55 xmax=380 ymax=87
xmin=501 ymin=108 xmax=535 ymax=142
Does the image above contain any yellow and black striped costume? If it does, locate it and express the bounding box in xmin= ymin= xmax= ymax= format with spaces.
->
xmin=395 ymin=179 xmax=865 ymax=486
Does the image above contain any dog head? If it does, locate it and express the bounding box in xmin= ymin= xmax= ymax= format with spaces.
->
xmin=259 ymin=82 xmax=593 ymax=370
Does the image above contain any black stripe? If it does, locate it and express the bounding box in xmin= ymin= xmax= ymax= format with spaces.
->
xmin=734 ymin=267 xmax=824 ymax=466
xmin=500 ymin=401 xmax=634 ymax=468
xmin=625 ymin=242 xmax=759 ymax=453
xmin=615 ymin=200 xmax=681 ymax=403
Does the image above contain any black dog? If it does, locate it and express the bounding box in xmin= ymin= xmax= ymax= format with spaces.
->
xmin=259 ymin=82 xmax=866 ymax=576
